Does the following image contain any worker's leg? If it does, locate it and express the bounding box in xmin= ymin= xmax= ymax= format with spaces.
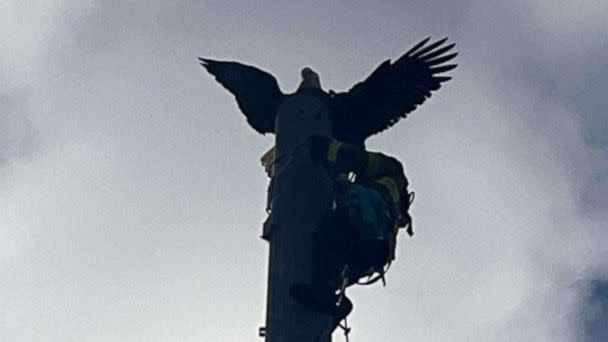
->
xmin=311 ymin=206 xmax=354 ymax=288
xmin=290 ymin=206 xmax=355 ymax=314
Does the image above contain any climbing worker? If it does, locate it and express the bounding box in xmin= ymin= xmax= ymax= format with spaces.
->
xmin=290 ymin=135 xmax=414 ymax=332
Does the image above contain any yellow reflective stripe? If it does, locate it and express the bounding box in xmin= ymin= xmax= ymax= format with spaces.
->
xmin=327 ymin=141 xmax=343 ymax=162
xmin=366 ymin=153 xmax=382 ymax=176
xmin=376 ymin=176 xmax=400 ymax=203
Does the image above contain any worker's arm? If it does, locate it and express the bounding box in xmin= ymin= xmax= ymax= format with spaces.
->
xmin=309 ymin=136 xmax=407 ymax=190
xmin=308 ymin=136 xmax=367 ymax=175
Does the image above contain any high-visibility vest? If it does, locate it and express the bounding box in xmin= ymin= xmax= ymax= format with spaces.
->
xmin=322 ymin=139 xmax=410 ymax=231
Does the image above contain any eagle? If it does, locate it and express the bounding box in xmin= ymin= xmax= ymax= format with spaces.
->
xmin=199 ymin=37 xmax=457 ymax=146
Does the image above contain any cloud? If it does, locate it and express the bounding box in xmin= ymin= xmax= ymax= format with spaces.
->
xmin=0 ymin=93 xmax=38 ymax=167
xmin=1 ymin=1 xmax=606 ymax=341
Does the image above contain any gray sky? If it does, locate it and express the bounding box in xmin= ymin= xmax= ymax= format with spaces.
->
xmin=1 ymin=1 xmax=607 ymax=341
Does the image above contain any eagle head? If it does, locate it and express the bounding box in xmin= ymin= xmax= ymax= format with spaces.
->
xmin=298 ymin=67 xmax=321 ymax=90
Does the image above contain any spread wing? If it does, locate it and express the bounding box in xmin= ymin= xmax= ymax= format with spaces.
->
xmin=330 ymin=37 xmax=457 ymax=144
xmin=199 ymin=58 xmax=285 ymax=134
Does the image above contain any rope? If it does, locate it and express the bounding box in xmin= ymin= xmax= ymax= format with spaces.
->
xmin=336 ymin=265 xmax=350 ymax=306
xmin=336 ymin=265 xmax=352 ymax=342
xmin=356 ymin=261 xmax=392 ymax=286
xmin=338 ymin=316 xmax=351 ymax=342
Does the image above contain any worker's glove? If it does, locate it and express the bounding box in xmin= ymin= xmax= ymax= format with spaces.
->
xmin=307 ymin=135 xmax=331 ymax=164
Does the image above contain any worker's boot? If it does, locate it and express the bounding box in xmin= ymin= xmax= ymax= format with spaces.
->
xmin=290 ymin=283 xmax=353 ymax=332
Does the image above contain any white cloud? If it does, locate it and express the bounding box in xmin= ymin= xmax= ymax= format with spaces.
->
xmin=0 ymin=0 xmax=97 ymax=87
xmin=1 ymin=1 xmax=606 ymax=341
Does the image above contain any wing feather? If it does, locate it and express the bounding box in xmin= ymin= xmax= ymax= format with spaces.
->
xmin=199 ymin=58 xmax=284 ymax=134
xmin=330 ymin=38 xmax=457 ymax=144
xmin=410 ymin=37 xmax=449 ymax=58
xmin=426 ymin=53 xmax=458 ymax=66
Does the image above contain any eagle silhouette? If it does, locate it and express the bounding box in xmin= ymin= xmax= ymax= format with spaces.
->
xmin=199 ymin=37 xmax=457 ymax=145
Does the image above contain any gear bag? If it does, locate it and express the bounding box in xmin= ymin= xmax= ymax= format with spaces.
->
xmin=341 ymin=184 xmax=395 ymax=274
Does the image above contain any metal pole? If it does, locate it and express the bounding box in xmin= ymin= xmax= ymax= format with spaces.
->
xmin=262 ymin=93 xmax=334 ymax=341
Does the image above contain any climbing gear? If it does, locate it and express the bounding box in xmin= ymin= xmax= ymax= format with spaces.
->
xmin=338 ymin=316 xmax=352 ymax=342
xmin=403 ymin=191 xmax=415 ymax=236
xmin=334 ymin=297 xmax=353 ymax=341
xmin=335 ymin=267 xmax=353 ymax=342
xmin=336 ymin=265 xmax=350 ymax=306
xmin=357 ymin=261 xmax=390 ymax=286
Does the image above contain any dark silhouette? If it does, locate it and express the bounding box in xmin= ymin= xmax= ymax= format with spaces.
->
xmin=199 ymin=37 xmax=457 ymax=145
xmin=290 ymin=135 xmax=413 ymax=332
xmin=199 ymin=37 xmax=457 ymax=340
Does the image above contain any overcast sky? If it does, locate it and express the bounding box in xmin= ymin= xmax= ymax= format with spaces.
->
xmin=1 ymin=1 xmax=607 ymax=341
